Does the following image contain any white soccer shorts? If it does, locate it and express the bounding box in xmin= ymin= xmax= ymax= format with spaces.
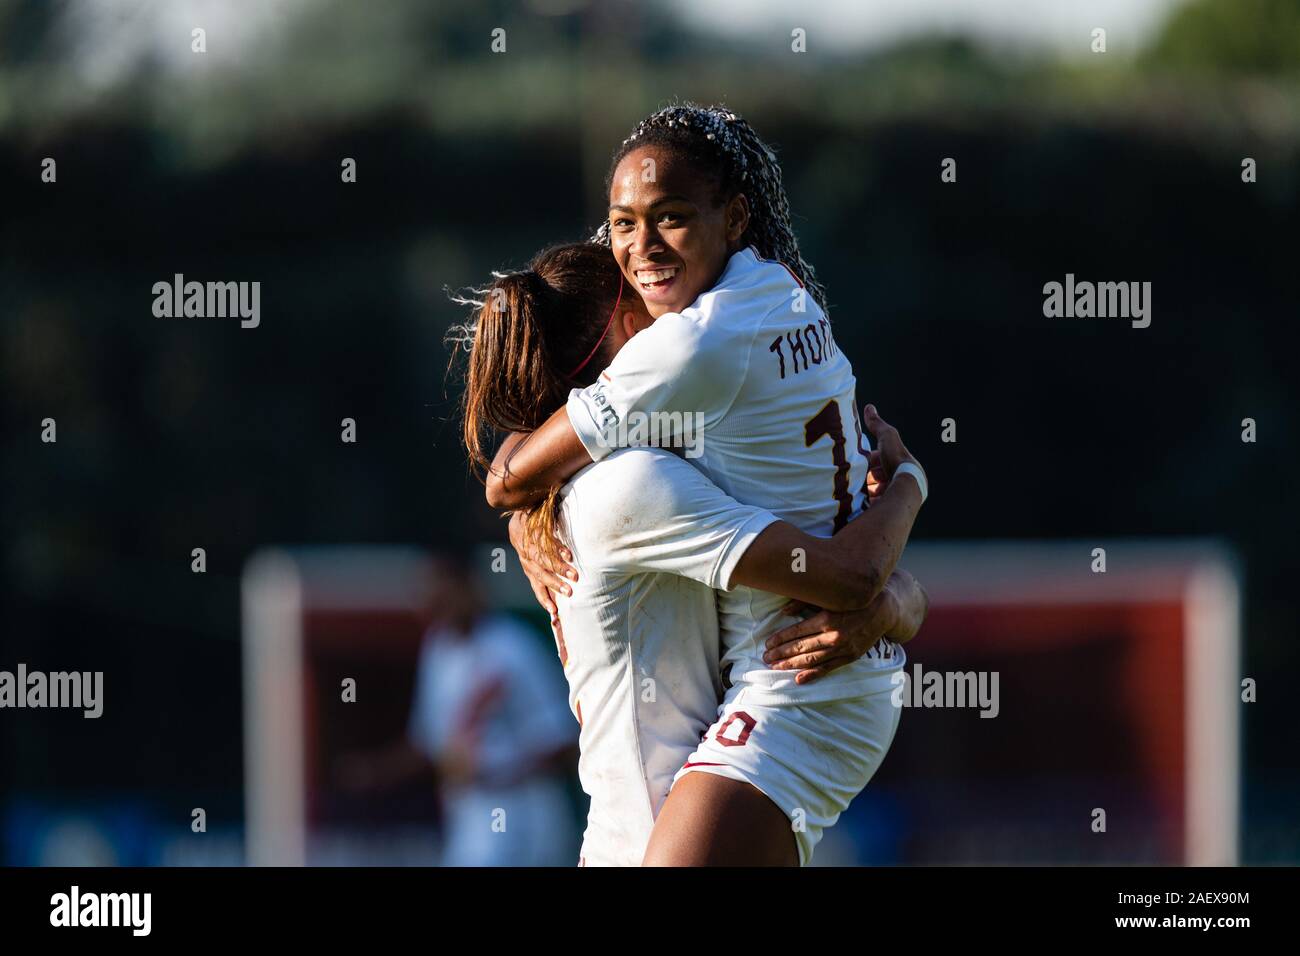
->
xmin=672 ymin=668 xmax=903 ymax=865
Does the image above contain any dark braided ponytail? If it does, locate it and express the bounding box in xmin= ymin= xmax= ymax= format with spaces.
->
xmin=593 ymin=103 xmax=828 ymax=315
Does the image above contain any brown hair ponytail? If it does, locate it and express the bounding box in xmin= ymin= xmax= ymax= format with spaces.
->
xmin=450 ymin=242 xmax=625 ymax=559
xmin=458 ymin=268 xmax=559 ymax=478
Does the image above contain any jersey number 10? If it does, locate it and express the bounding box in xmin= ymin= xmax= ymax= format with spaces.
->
xmin=803 ymin=399 xmax=870 ymax=533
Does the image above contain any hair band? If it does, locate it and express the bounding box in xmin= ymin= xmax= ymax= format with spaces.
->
xmin=566 ymin=275 xmax=623 ymax=380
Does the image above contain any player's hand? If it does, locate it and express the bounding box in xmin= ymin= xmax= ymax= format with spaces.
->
xmin=863 ymin=404 xmax=921 ymax=504
xmin=508 ymin=510 xmax=576 ymax=619
xmin=763 ymin=587 xmax=902 ymax=684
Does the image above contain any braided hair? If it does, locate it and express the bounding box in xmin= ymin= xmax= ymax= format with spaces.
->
xmin=592 ymin=103 xmax=828 ymax=315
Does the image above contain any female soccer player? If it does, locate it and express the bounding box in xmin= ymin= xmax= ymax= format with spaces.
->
xmin=457 ymin=249 xmax=926 ymax=866
xmin=480 ymin=105 xmax=929 ymax=865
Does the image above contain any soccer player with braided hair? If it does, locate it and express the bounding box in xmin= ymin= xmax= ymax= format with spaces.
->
xmin=485 ymin=104 xmax=930 ymax=865
xmin=590 ymin=104 xmax=829 ymax=315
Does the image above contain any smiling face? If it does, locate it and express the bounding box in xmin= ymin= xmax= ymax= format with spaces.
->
xmin=607 ymin=145 xmax=749 ymax=317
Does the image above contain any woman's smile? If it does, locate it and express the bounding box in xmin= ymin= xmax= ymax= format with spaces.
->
xmin=633 ymin=264 xmax=682 ymax=302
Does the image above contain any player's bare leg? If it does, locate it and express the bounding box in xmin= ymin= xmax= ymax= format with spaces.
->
xmin=642 ymin=772 xmax=798 ymax=866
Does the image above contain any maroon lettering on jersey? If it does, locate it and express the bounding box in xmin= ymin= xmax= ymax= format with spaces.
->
xmin=771 ymin=322 xmax=839 ymax=379
xmin=787 ymin=327 xmax=808 ymax=374
xmin=714 ymin=710 xmax=757 ymax=748
xmin=768 ymin=335 xmax=787 ymax=379
xmin=819 ymin=318 xmax=837 ymax=358
xmin=805 ymin=322 xmax=824 ymax=364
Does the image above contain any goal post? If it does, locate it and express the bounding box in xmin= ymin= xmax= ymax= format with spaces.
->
xmin=242 ymin=539 xmax=1241 ymax=866
xmin=889 ymin=538 xmax=1240 ymax=865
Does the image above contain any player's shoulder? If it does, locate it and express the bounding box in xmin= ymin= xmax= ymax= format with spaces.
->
xmin=616 ymin=308 xmax=708 ymax=362
xmin=563 ymin=449 xmax=704 ymax=538
xmin=605 ymin=249 xmax=799 ymax=380
xmin=743 ymin=246 xmax=806 ymax=294
xmin=684 ymin=247 xmax=821 ymax=342
xmin=701 ymin=246 xmax=803 ymax=306
xmin=567 ymin=447 xmax=697 ymax=500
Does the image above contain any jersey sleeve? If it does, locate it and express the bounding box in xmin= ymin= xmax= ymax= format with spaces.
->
xmin=565 ymin=311 xmax=745 ymax=462
xmin=566 ymin=449 xmax=778 ymax=591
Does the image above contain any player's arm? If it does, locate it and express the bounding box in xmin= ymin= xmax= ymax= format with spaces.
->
xmin=879 ymin=566 xmax=929 ymax=644
xmin=490 ymin=316 xmax=734 ymax=608
xmin=762 ymin=567 xmax=930 ymax=683
xmin=728 ymin=480 xmax=919 ymax=610
xmin=485 ymin=409 xmax=592 ymax=511
xmin=727 ymin=405 xmax=925 ymax=612
xmin=488 ymin=314 xmax=731 ymax=512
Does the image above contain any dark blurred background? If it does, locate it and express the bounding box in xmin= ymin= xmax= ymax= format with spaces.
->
xmin=1 ymin=0 xmax=1297 ymax=864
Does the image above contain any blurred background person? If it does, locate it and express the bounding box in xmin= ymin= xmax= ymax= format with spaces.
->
xmin=337 ymin=555 xmax=578 ymax=866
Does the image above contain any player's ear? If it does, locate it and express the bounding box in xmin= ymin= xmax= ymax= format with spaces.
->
xmin=725 ymin=193 xmax=750 ymax=243
xmin=623 ymin=297 xmax=655 ymax=336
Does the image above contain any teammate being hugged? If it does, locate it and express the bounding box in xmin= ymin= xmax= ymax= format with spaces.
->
xmin=483 ymin=104 xmax=930 ymax=865
xmin=454 ymin=242 xmax=926 ymax=866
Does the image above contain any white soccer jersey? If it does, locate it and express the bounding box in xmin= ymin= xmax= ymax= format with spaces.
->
xmin=407 ymin=615 xmax=578 ymax=865
xmin=408 ymin=615 xmax=575 ymax=781
xmin=567 ymin=246 xmax=900 ymax=706
xmin=553 ymin=447 xmax=777 ymax=866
